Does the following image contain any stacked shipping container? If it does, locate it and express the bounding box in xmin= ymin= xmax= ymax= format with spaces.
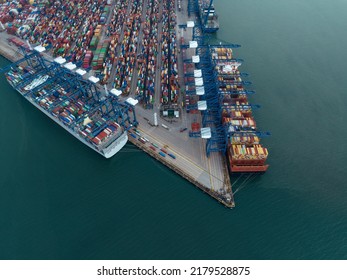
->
xmin=113 ymin=0 xmax=143 ymax=94
xmin=135 ymin=0 xmax=159 ymax=105
xmin=160 ymin=0 xmax=179 ymax=105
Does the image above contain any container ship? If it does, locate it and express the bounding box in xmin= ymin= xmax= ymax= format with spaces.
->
xmin=210 ymin=46 xmax=269 ymax=173
xmin=5 ymin=64 xmax=128 ymax=158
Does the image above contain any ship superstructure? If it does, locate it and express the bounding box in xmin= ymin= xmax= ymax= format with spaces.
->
xmin=188 ymin=0 xmax=219 ymax=33
xmin=199 ymin=0 xmax=219 ymax=33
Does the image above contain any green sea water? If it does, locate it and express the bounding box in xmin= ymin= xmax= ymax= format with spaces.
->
xmin=1 ymin=0 xmax=347 ymax=259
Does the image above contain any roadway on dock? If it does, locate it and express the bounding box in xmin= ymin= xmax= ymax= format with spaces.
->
xmin=133 ymin=105 xmax=232 ymax=201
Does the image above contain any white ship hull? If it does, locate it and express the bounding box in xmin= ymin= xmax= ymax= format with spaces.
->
xmin=11 ymin=83 xmax=128 ymax=158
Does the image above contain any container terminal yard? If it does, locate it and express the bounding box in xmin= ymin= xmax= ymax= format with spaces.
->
xmin=0 ymin=0 xmax=269 ymax=208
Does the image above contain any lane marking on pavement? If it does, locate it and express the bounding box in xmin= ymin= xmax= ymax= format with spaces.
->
xmin=134 ymin=127 xmax=227 ymax=188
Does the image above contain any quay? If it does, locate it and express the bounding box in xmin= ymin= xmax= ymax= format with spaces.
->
xmin=128 ymin=130 xmax=233 ymax=207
